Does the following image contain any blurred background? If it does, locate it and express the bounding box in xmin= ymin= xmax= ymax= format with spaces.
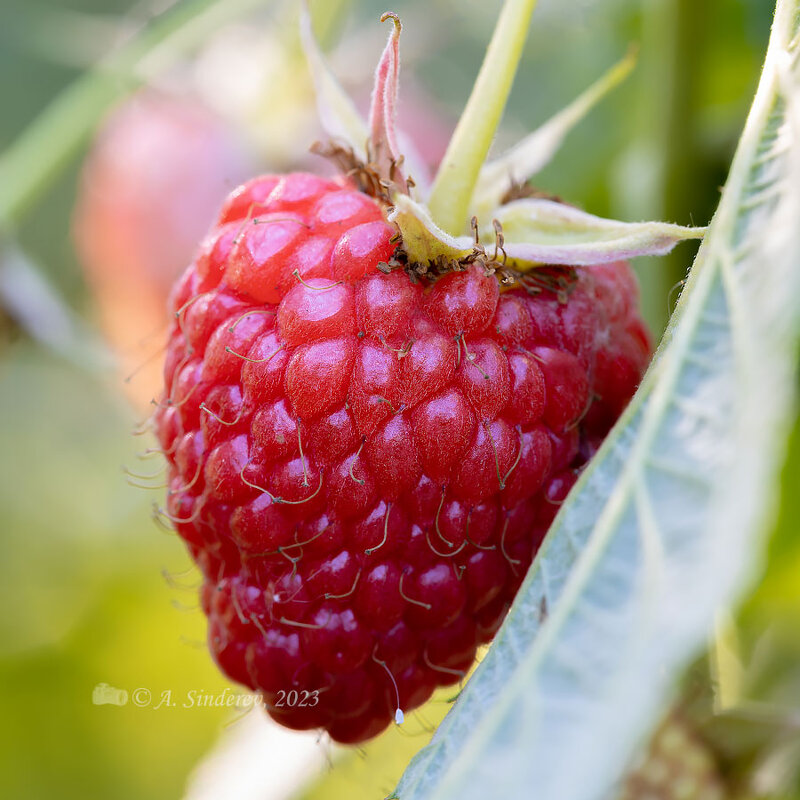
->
xmin=1 ymin=0 xmax=795 ymax=798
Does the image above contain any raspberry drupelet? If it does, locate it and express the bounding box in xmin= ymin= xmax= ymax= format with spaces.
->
xmin=155 ymin=172 xmax=651 ymax=744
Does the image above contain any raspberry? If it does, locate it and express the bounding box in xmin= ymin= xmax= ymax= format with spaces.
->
xmin=155 ymin=172 xmax=651 ymax=743
xmin=145 ymin=4 xmax=706 ymax=746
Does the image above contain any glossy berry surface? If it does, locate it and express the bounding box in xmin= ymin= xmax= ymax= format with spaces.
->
xmin=155 ymin=172 xmax=651 ymax=743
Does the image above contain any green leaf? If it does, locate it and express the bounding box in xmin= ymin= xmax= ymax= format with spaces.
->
xmin=0 ymin=245 xmax=111 ymax=372
xmin=0 ymin=0 xmax=269 ymax=230
xmin=392 ymin=1 xmax=800 ymax=798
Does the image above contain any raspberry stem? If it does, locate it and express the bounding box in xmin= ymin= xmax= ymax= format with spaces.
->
xmin=426 ymin=0 xmax=538 ymax=236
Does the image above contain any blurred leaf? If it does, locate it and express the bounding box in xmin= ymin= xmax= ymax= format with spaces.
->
xmin=392 ymin=2 xmax=800 ymax=798
xmin=698 ymin=392 xmax=800 ymax=796
xmin=300 ymin=3 xmax=369 ymax=157
xmin=0 ymin=345 xmax=240 ymax=800
xmin=0 ymin=345 xmax=141 ymax=654
xmin=0 ymin=245 xmax=111 ymax=371
xmin=746 ymin=401 xmax=800 ymax=617
xmin=0 ymin=0 xmax=270 ymax=230
xmin=472 ymin=47 xmax=636 ymax=219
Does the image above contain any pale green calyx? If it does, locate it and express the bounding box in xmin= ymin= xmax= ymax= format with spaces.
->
xmin=301 ymin=1 xmax=705 ymax=273
xmin=425 ymin=0 xmax=539 ymax=234
xmin=389 ymin=194 xmax=706 ymax=267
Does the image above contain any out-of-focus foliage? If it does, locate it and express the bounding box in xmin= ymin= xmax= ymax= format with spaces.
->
xmin=0 ymin=1 xmax=788 ymax=799
xmin=0 ymin=345 xmax=235 ymax=799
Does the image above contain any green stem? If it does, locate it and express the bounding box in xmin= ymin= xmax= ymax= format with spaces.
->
xmin=0 ymin=0 xmax=268 ymax=231
xmin=426 ymin=0 xmax=538 ymax=235
xmin=633 ymin=0 xmax=709 ymax=335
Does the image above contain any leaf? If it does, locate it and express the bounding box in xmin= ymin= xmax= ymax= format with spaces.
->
xmin=392 ymin=2 xmax=800 ymax=799
xmin=0 ymin=245 xmax=111 ymax=372
xmin=0 ymin=0 xmax=269 ymax=229
xmin=388 ymin=193 xmax=704 ymax=266
xmin=470 ymin=48 xmax=638 ymax=220
xmin=300 ymin=3 xmax=369 ymax=158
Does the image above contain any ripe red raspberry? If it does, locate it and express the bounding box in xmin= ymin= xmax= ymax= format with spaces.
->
xmin=154 ymin=172 xmax=651 ymax=743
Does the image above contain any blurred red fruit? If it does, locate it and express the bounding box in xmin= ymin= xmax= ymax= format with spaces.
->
xmin=73 ymin=90 xmax=253 ymax=406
